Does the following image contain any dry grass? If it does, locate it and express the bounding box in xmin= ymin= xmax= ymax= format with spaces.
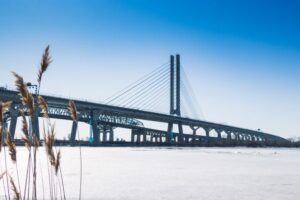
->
xmin=19 ymin=110 xmax=31 ymax=150
xmin=12 ymin=72 xmax=35 ymax=118
xmin=68 ymin=100 xmax=78 ymax=122
xmin=0 ymin=45 xmax=69 ymax=200
xmin=6 ymin=131 xmax=16 ymax=163
xmin=37 ymin=45 xmax=52 ymax=86
xmin=38 ymin=96 xmax=49 ymax=119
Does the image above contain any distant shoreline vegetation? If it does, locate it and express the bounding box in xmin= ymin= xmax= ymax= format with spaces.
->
xmin=287 ymin=137 xmax=300 ymax=147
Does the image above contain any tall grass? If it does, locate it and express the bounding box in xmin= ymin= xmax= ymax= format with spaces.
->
xmin=0 ymin=45 xmax=81 ymax=199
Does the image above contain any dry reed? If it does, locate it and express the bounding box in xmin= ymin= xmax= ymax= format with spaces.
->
xmin=37 ymin=45 xmax=52 ymax=94
xmin=6 ymin=131 xmax=16 ymax=163
xmin=1 ymin=45 xmax=69 ymax=200
xmin=19 ymin=110 xmax=31 ymax=150
xmin=68 ymin=100 xmax=78 ymax=122
xmin=38 ymin=96 xmax=49 ymax=119
xmin=12 ymin=72 xmax=35 ymax=118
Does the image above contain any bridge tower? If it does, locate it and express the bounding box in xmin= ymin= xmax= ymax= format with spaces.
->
xmin=167 ymin=54 xmax=183 ymax=143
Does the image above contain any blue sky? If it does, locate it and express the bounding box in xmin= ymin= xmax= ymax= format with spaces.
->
xmin=0 ymin=0 xmax=299 ymax=138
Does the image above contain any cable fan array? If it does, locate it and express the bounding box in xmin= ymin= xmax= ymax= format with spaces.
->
xmin=181 ymin=66 xmax=205 ymax=120
xmin=105 ymin=62 xmax=171 ymax=114
xmin=104 ymin=62 xmax=205 ymax=120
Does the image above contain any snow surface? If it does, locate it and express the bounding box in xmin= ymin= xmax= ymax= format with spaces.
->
xmin=1 ymin=147 xmax=300 ymax=200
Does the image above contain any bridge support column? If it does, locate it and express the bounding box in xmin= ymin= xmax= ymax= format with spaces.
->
xmin=9 ymin=109 xmax=18 ymax=140
xmin=204 ymin=128 xmax=211 ymax=145
xmin=217 ymin=130 xmax=222 ymax=139
xmin=205 ymin=128 xmax=210 ymax=137
xmin=215 ymin=129 xmax=222 ymax=140
xmin=109 ymin=126 xmax=114 ymax=142
xmin=92 ymin=124 xmax=100 ymax=145
xmin=3 ymin=120 xmax=8 ymax=132
xmin=90 ymin=110 xmax=99 ymax=145
xmin=178 ymin=123 xmax=183 ymax=143
xmin=70 ymin=121 xmax=78 ymax=146
xmin=226 ymin=131 xmax=232 ymax=140
xmin=143 ymin=131 xmax=147 ymax=143
xmin=233 ymin=133 xmax=237 ymax=141
xmin=102 ymin=127 xmax=107 ymax=142
xmin=131 ymin=129 xmax=135 ymax=143
xmin=256 ymin=136 xmax=261 ymax=144
xmin=32 ymin=107 xmax=40 ymax=140
xmin=215 ymin=129 xmax=222 ymax=145
xmin=190 ymin=126 xmax=199 ymax=145
xmin=247 ymin=135 xmax=251 ymax=141
xmin=183 ymin=136 xmax=186 ymax=143
xmin=167 ymin=123 xmax=183 ymax=143
xmin=241 ymin=134 xmax=246 ymax=141
xmin=137 ymin=132 xmax=141 ymax=144
xmin=167 ymin=123 xmax=173 ymax=143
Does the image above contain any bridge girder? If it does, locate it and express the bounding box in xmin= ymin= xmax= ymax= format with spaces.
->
xmin=0 ymin=89 xmax=290 ymax=146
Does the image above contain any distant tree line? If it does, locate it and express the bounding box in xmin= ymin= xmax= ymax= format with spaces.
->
xmin=287 ymin=137 xmax=300 ymax=147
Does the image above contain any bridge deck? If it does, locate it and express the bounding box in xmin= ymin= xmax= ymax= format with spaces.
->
xmin=0 ymin=89 xmax=289 ymax=145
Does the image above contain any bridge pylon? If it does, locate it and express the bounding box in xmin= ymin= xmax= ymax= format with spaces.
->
xmin=167 ymin=54 xmax=183 ymax=143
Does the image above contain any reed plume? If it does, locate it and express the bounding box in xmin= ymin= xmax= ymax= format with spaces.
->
xmin=6 ymin=129 xmax=22 ymax=199
xmin=55 ymin=150 xmax=61 ymax=175
xmin=19 ymin=110 xmax=29 ymax=137
xmin=0 ymin=101 xmax=12 ymax=153
xmin=0 ymin=101 xmax=12 ymax=142
xmin=19 ymin=110 xmax=31 ymax=150
xmin=6 ymin=131 xmax=16 ymax=163
xmin=0 ymin=101 xmax=12 ymax=123
xmin=37 ymin=45 xmax=52 ymax=86
xmin=5 ymin=45 xmax=67 ymax=200
xmin=12 ymin=72 xmax=35 ymax=117
xmin=68 ymin=100 xmax=78 ymax=122
xmin=45 ymin=124 xmax=56 ymax=166
xmin=38 ymin=96 xmax=49 ymax=119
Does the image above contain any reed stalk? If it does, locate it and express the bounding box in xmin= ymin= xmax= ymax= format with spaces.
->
xmin=5 ymin=45 xmax=69 ymax=200
xmin=68 ymin=100 xmax=82 ymax=200
xmin=9 ymin=175 xmax=20 ymax=200
xmin=5 ymin=131 xmax=22 ymax=199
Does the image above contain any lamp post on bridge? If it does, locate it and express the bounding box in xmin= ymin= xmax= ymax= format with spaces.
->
xmin=26 ymin=82 xmax=38 ymax=95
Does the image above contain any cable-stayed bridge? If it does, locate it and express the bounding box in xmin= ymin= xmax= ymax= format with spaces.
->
xmin=0 ymin=55 xmax=289 ymax=146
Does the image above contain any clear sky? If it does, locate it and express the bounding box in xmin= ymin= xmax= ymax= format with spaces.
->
xmin=0 ymin=0 xmax=299 ymax=138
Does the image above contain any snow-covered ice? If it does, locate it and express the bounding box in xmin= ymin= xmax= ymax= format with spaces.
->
xmin=1 ymin=147 xmax=300 ymax=199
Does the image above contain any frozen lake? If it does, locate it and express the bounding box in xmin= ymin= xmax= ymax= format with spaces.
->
xmin=1 ymin=147 xmax=300 ymax=200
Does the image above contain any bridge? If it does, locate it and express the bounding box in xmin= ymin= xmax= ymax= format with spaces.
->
xmin=0 ymin=55 xmax=290 ymax=146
